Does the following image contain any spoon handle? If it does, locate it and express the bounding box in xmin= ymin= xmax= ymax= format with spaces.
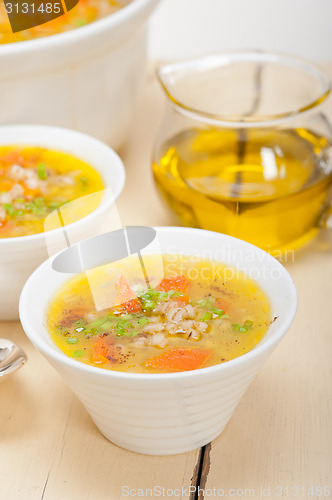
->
xmin=0 ymin=339 xmax=27 ymax=378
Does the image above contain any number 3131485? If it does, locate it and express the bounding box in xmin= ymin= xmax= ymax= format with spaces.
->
xmin=5 ymin=3 xmax=62 ymax=14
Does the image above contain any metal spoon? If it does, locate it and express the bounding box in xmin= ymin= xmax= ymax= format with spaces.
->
xmin=0 ymin=339 xmax=27 ymax=379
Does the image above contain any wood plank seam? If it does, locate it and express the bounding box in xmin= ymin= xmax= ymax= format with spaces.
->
xmin=190 ymin=443 xmax=211 ymax=500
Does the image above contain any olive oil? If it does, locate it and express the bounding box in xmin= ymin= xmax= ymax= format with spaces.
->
xmin=153 ymin=128 xmax=332 ymax=251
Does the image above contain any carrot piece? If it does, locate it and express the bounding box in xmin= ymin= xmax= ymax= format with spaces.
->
xmin=0 ymin=150 xmax=23 ymax=165
xmin=144 ymin=347 xmax=213 ymax=372
xmin=158 ymin=275 xmax=189 ymax=305
xmin=21 ymin=185 xmax=41 ymax=198
xmin=0 ymin=220 xmax=14 ymax=235
xmin=0 ymin=179 xmax=15 ymax=192
xmin=158 ymin=275 xmax=189 ymax=293
xmin=173 ymin=294 xmax=189 ymax=305
xmin=91 ymin=336 xmax=119 ymax=364
xmin=215 ymin=298 xmax=232 ymax=314
xmin=0 ymin=178 xmax=40 ymax=198
xmin=114 ymin=276 xmax=141 ymax=313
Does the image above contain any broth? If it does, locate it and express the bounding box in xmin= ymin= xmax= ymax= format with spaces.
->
xmin=47 ymin=255 xmax=272 ymax=374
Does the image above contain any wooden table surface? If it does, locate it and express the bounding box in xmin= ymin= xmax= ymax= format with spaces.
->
xmin=1 ymin=67 xmax=331 ymax=500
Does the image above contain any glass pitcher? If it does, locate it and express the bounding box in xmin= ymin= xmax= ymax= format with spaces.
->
xmin=153 ymin=51 xmax=332 ymax=254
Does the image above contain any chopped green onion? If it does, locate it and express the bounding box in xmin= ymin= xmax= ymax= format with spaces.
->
xmin=48 ymin=201 xmax=62 ymax=210
xmin=142 ymin=300 xmax=155 ymax=311
xmin=34 ymin=198 xmax=45 ymax=208
xmin=25 ymin=198 xmax=48 ymax=215
xmin=232 ymin=321 xmax=254 ymax=333
xmin=244 ymin=320 xmax=253 ymax=330
xmin=73 ymin=350 xmax=84 ymax=357
xmin=138 ymin=317 xmax=149 ymax=326
xmin=24 ymin=202 xmax=36 ymax=213
xmin=120 ymin=321 xmax=134 ymax=329
xmin=77 ymin=18 xmax=88 ymax=27
xmin=121 ymin=314 xmax=134 ymax=320
xmin=84 ymin=317 xmax=113 ymax=334
xmin=67 ymin=337 xmax=78 ymax=344
xmin=37 ymin=162 xmax=47 ymax=180
xmin=138 ymin=289 xmax=184 ymax=303
xmin=232 ymin=324 xmax=246 ymax=333
xmin=168 ymin=290 xmax=184 ymax=298
xmin=3 ymin=204 xmax=23 ymax=217
xmin=197 ymin=298 xmax=208 ymax=307
xmin=197 ymin=297 xmax=215 ymax=309
xmin=87 ymin=316 xmax=110 ymax=328
xmin=201 ymin=312 xmax=213 ymax=321
xmin=125 ymin=331 xmax=139 ymax=338
xmin=213 ymin=308 xmax=224 ymax=317
xmin=115 ymin=324 xmax=125 ymax=336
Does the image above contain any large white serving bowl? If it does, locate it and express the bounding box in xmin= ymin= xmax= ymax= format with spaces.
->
xmin=0 ymin=0 xmax=160 ymax=149
xmin=19 ymin=227 xmax=297 ymax=455
xmin=0 ymin=124 xmax=125 ymax=320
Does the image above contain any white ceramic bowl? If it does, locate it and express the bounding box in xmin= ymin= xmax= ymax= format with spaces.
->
xmin=0 ymin=0 xmax=160 ymax=149
xmin=0 ymin=124 xmax=125 ymax=320
xmin=19 ymin=227 xmax=297 ymax=455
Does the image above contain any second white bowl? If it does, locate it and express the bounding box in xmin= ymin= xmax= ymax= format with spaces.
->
xmin=0 ymin=0 xmax=160 ymax=149
xmin=0 ymin=124 xmax=125 ymax=320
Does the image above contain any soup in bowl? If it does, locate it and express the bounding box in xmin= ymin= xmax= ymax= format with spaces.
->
xmin=19 ymin=227 xmax=297 ymax=455
xmin=0 ymin=1 xmax=130 ymax=44
xmin=47 ymin=254 xmax=272 ymax=374
xmin=0 ymin=145 xmax=104 ymax=238
xmin=0 ymin=124 xmax=125 ymax=320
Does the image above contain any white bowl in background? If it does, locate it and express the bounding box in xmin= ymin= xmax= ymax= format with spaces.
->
xmin=0 ymin=0 xmax=160 ymax=149
xmin=19 ymin=227 xmax=297 ymax=455
xmin=0 ymin=124 xmax=125 ymax=320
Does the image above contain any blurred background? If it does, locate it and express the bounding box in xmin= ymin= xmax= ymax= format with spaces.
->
xmin=149 ymin=0 xmax=332 ymax=62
